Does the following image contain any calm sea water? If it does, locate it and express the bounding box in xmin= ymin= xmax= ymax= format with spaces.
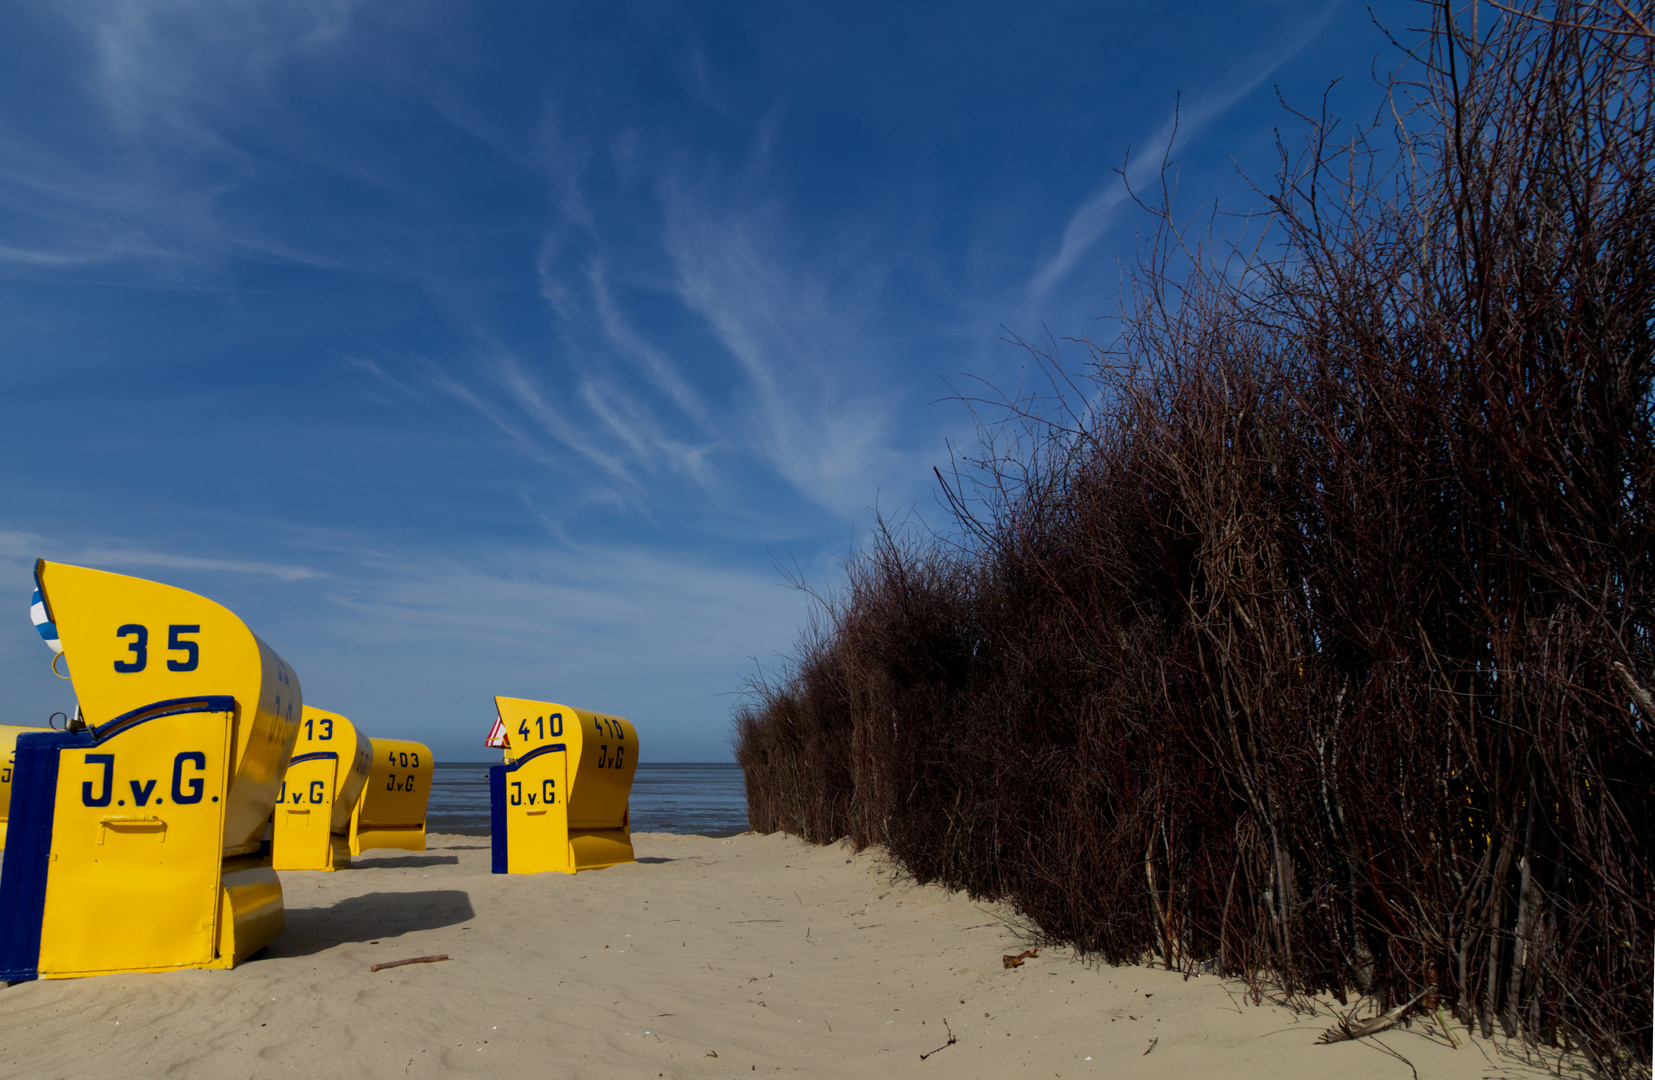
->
xmin=428 ymin=761 xmax=749 ymax=837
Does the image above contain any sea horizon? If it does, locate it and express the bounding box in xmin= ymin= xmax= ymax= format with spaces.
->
xmin=425 ymin=760 xmax=748 ymax=838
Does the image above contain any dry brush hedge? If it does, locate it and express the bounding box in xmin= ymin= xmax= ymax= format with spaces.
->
xmin=735 ymin=2 xmax=1654 ymax=1074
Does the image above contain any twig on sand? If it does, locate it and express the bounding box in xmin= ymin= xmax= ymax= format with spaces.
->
xmin=371 ymin=954 xmax=449 ymax=972
xmin=1430 ymin=1002 xmax=1460 ymax=1048
xmin=1317 ymin=991 xmax=1427 ymax=1044
xmin=919 ymin=1020 xmax=957 ymax=1060
xmin=1144 ymin=1037 xmax=1158 ymax=1055
xmin=1002 ymin=949 xmax=1039 ymax=969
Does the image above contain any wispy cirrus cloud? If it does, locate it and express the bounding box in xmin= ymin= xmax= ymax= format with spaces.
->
xmin=483 ymin=100 xmax=922 ymax=517
xmin=660 ymin=180 xmax=917 ymax=519
xmin=586 ymin=254 xmax=714 ymax=433
xmin=75 ymin=548 xmax=324 ymax=582
xmin=416 ymin=335 xmax=714 ymax=503
xmin=418 ymin=132 xmax=929 ymax=525
xmin=76 ymin=0 xmax=365 ymax=135
xmin=0 ymin=243 xmax=110 ymax=268
xmin=1028 ymin=0 xmax=1342 ymax=298
xmin=0 ymin=530 xmax=322 ymax=581
xmin=0 ymin=0 xmax=400 ymax=279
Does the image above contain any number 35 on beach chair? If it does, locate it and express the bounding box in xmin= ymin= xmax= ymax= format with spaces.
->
xmin=488 ymin=697 xmax=638 ymax=874
xmin=0 ymin=560 xmax=301 ymax=980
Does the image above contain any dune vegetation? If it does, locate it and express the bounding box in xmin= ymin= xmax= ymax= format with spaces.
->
xmin=733 ymin=2 xmax=1655 ymax=1073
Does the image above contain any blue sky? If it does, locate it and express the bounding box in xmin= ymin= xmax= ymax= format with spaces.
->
xmin=0 ymin=0 xmax=1392 ymax=760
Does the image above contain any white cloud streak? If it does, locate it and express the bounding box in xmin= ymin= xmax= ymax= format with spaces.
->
xmin=660 ymin=181 xmax=916 ymax=518
xmin=0 ymin=530 xmax=321 ymax=581
xmin=0 ymin=0 xmax=396 ymax=279
xmin=1029 ymin=1 xmax=1341 ymax=298
xmin=511 ymin=107 xmax=927 ymax=518
xmin=586 ymin=255 xmax=715 ymax=432
xmin=0 ymin=244 xmax=107 ymax=267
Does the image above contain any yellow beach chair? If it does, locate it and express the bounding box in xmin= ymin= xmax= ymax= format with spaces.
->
xmin=348 ymin=737 xmax=433 ymax=854
xmin=0 ymin=560 xmax=300 ymax=980
xmin=271 ymin=707 xmax=373 ymax=871
xmin=488 ymin=696 xmax=638 ymax=874
xmin=0 ymin=726 xmax=50 ymax=850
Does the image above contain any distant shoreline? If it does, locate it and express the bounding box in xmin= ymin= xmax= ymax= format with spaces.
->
xmin=420 ymin=825 xmax=750 ymax=838
xmin=425 ymin=760 xmax=749 ymax=838
xmin=430 ymin=760 xmax=741 ymax=767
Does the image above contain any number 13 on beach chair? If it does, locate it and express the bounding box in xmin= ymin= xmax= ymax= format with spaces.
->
xmin=0 ymin=560 xmax=300 ymax=980
xmin=271 ymin=707 xmax=373 ymax=871
xmin=271 ymin=716 xmax=431 ymax=868
xmin=488 ymin=697 xmax=638 ymax=874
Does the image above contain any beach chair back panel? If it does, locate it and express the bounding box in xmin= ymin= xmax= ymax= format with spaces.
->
xmin=490 ymin=744 xmax=569 ymax=873
xmin=565 ymin=709 xmax=637 ymax=831
xmin=349 ymin=738 xmax=432 ymax=853
xmin=33 ymin=699 xmax=235 ymax=976
xmin=0 ymin=726 xmax=49 ymax=851
xmin=491 ymin=696 xmax=638 ymax=873
xmin=32 ymin=560 xmax=301 ymax=849
xmin=273 ymin=750 xmax=335 ymax=868
xmin=272 ymin=708 xmax=371 ymax=871
xmin=358 ymin=738 xmax=432 ymax=825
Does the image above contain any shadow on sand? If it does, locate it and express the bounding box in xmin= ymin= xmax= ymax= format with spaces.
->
xmin=260 ymin=890 xmax=475 ymax=958
xmin=349 ymin=854 xmax=460 ymax=869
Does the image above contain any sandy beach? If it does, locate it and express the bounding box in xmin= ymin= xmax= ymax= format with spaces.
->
xmin=0 ymin=831 xmax=1582 ymax=1079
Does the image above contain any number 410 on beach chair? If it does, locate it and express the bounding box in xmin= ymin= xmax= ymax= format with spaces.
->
xmin=487 ymin=696 xmax=638 ymax=874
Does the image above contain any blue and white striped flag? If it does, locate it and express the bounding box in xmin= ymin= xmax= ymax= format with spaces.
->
xmin=30 ymin=587 xmax=62 ymax=654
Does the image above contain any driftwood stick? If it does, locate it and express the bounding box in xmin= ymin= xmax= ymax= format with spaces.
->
xmin=371 ymin=953 xmax=450 ymax=972
xmin=1318 ymin=991 xmax=1427 ymax=1043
